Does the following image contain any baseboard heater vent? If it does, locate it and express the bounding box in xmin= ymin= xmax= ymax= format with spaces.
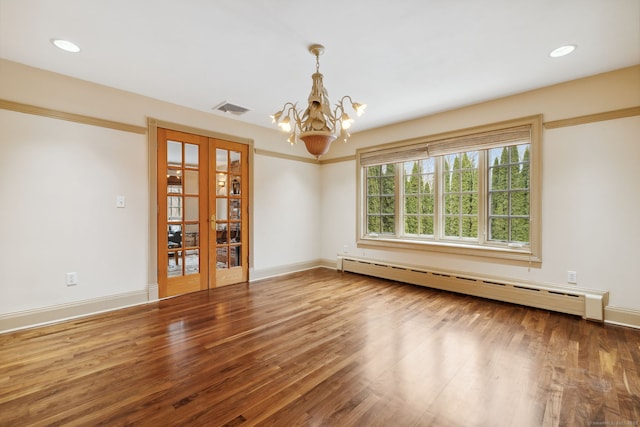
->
xmin=338 ymin=256 xmax=606 ymax=321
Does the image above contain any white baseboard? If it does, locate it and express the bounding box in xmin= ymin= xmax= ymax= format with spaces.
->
xmin=338 ymin=255 xmax=609 ymax=321
xmin=604 ymin=306 xmax=640 ymax=329
xmin=250 ymin=258 xmax=335 ymax=282
xmin=337 ymin=255 xmax=640 ymax=329
xmin=147 ymin=283 xmax=159 ymax=301
xmin=3 ymin=269 xmax=636 ymax=335
xmin=0 ymin=289 xmax=150 ymax=334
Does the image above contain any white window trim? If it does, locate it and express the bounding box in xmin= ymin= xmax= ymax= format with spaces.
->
xmin=356 ymin=115 xmax=542 ymax=265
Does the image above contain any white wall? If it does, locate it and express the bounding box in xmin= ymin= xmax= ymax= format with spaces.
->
xmin=0 ymin=59 xmax=323 ymax=322
xmin=320 ymin=161 xmax=357 ymax=258
xmin=253 ymin=155 xmax=321 ymax=271
xmin=0 ymin=109 xmax=148 ymax=313
xmin=320 ymin=66 xmax=640 ymax=312
xmin=542 ymin=117 xmax=640 ymax=308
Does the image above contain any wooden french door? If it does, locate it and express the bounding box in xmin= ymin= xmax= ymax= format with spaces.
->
xmin=157 ymin=129 xmax=249 ymax=298
xmin=211 ymin=139 xmax=249 ymax=287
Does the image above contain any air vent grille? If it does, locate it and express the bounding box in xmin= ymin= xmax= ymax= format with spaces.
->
xmin=213 ymin=101 xmax=250 ymax=116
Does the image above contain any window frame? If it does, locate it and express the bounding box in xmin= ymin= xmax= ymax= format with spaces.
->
xmin=356 ymin=115 xmax=542 ymax=264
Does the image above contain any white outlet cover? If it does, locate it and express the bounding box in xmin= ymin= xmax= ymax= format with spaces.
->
xmin=66 ymin=272 xmax=78 ymax=286
xmin=116 ymin=195 xmax=126 ymax=208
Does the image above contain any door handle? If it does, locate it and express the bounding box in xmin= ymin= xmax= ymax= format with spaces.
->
xmin=211 ymin=214 xmax=216 ymax=230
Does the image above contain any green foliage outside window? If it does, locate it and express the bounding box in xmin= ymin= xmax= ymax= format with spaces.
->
xmin=360 ymin=118 xmax=538 ymax=261
xmin=364 ymin=143 xmax=530 ymax=245
xmin=403 ymin=159 xmax=435 ymax=235
xmin=489 ymin=145 xmax=530 ymax=243
xmin=443 ymin=152 xmax=478 ymax=238
xmin=366 ymin=164 xmax=396 ymax=234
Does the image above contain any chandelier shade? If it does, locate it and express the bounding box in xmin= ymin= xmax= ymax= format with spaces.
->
xmin=300 ymin=132 xmax=337 ymax=157
xmin=271 ymin=44 xmax=366 ymax=158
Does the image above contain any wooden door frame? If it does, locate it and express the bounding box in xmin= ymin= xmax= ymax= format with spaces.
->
xmin=147 ymin=118 xmax=254 ymax=298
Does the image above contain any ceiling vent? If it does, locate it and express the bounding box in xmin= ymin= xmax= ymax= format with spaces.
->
xmin=213 ymin=101 xmax=250 ymax=116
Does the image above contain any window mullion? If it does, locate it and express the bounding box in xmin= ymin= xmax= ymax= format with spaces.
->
xmin=396 ymin=163 xmax=403 ymax=237
xmin=434 ymin=156 xmax=442 ymax=241
xmin=478 ymin=150 xmax=487 ymax=245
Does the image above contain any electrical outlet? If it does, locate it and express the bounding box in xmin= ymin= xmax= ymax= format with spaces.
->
xmin=567 ymin=270 xmax=577 ymax=284
xmin=66 ymin=272 xmax=78 ymax=286
xmin=116 ymin=195 xmax=126 ymax=208
xmin=343 ymin=245 xmax=349 ymax=253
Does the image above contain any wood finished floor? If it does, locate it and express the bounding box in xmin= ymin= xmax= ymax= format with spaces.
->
xmin=1 ymin=269 xmax=639 ymax=427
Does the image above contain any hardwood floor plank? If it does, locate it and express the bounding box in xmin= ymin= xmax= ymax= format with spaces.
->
xmin=1 ymin=269 xmax=639 ymax=426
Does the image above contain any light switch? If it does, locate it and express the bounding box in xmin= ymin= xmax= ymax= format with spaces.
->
xmin=116 ymin=195 xmax=126 ymax=208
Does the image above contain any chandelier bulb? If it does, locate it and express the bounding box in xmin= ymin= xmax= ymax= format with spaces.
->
xmin=271 ymin=111 xmax=283 ymax=123
xmin=278 ymin=116 xmax=291 ymax=132
xmin=354 ymin=103 xmax=367 ymax=116
xmin=341 ymin=113 xmax=354 ymax=129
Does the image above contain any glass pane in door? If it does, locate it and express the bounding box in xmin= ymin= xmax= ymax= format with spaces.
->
xmin=230 ymin=176 xmax=241 ymax=195
xmin=185 ymin=249 xmax=199 ymax=275
xmin=216 ymin=174 xmax=227 ymax=196
xmin=230 ymin=222 xmax=240 ymax=243
xmin=230 ymin=151 xmax=241 ymax=173
xmin=184 ymin=170 xmax=199 ymax=194
xmin=230 ymin=199 xmax=240 ymax=220
xmin=168 ymin=141 xmax=182 ymax=167
xmin=168 ymin=251 xmax=182 ymax=277
xmin=216 ymin=247 xmax=228 ymax=269
xmin=230 ymin=245 xmax=241 ymax=267
xmin=167 ymin=196 xmax=182 ymax=221
xmin=184 ymin=197 xmax=198 ymax=221
xmin=168 ymin=224 xmax=182 ymax=248
xmin=216 ymin=223 xmax=228 ymax=244
xmin=216 ymin=198 xmax=228 ymax=220
xmin=184 ymin=143 xmax=198 ymax=167
xmin=184 ymin=224 xmax=199 ymax=247
xmin=216 ymin=149 xmax=228 ymax=172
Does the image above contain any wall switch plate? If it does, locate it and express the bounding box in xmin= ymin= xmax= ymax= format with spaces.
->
xmin=567 ymin=270 xmax=577 ymax=284
xmin=116 ymin=195 xmax=126 ymax=208
xmin=66 ymin=272 xmax=78 ymax=286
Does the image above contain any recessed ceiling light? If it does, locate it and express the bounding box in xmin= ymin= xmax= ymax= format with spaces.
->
xmin=549 ymin=44 xmax=576 ymax=58
xmin=51 ymin=38 xmax=81 ymax=53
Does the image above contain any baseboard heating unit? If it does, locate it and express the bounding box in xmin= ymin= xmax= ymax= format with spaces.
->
xmin=337 ymin=256 xmax=608 ymax=321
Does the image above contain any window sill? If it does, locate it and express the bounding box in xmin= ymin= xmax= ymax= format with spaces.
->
xmin=357 ymin=236 xmax=541 ymax=266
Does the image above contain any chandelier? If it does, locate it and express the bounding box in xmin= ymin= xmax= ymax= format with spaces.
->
xmin=271 ymin=44 xmax=366 ymax=158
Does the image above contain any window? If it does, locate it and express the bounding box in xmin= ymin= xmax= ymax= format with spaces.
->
xmin=404 ymin=158 xmax=435 ymax=236
xmin=442 ymin=152 xmax=479 ymax=239
xmin=357 ymin=115 xmax=541 ymax=263
xmin=488 ymin=144 xmax=530 ymax=243
xmin=366 ymin=164 xmax=396 ymax=235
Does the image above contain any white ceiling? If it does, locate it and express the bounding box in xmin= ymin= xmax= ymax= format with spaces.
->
xmin=1 ymin=0 xmax=639 ymax=132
